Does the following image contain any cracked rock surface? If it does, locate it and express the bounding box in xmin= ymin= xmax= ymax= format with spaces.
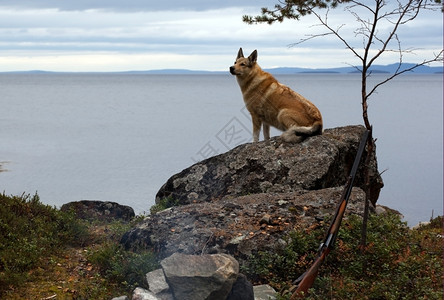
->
xmin=121 ymin=188 xmax=367 ymax=264
xmin=155 ymin=125 xmax=382 ymax=206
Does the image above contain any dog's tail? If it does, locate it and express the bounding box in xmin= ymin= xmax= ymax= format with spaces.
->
xmin=294 ymin=122 xmax=323 ymax=136
xmin=282 ymin=122 xmax=323 ymax=142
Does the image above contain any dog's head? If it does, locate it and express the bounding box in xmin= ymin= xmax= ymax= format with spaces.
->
xmin=229 ymin=48 xmax=257 ymax=77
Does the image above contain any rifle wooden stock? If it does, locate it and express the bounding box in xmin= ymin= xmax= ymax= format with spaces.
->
xmin=291 ymin=130 xmax=369 ymax=298
xmin=291 ymin=248 xmax=331 ymax=299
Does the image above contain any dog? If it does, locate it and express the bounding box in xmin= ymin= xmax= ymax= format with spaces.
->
xmin=230 ymin=48 xmax=323 ymax=143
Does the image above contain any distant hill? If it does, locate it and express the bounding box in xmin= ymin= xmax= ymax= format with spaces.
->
xmin=2 ymin=63 xmax=442 ymax=75
xmin=118 ymin=63 xmax=443 ymax=74
xmin=2 ymin=70 xmax=57 ymax=74
xmin=120 ymin=69 xmax=221 ymax=75
xmin=264 ymin=63 xmax=443 ymax=74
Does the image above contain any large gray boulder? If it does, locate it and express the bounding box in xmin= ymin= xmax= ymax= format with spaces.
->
xmin=122 ymin=125 xmax=384 ymax=261
xmin=121 ymin=187 xmax=367 ymax=261
xmin=155 ymin=125 xmax=383 ymax=206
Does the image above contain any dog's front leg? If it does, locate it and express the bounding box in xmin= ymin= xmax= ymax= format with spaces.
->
xmin=263 ymin=123 xmax=270 ymax=141
xmin=252 ymin=116 xmax=261 ymax=143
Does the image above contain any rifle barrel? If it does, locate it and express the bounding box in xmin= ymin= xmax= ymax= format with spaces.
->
xmin=292 ymin=130 xmax=369 ymax=298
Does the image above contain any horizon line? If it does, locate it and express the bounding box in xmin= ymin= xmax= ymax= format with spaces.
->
xmin=1 ymin=63 xmax=442 ymax=75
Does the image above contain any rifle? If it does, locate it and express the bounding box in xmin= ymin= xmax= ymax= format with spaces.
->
xmin=291 ymin=130 xmax=369 ymax=299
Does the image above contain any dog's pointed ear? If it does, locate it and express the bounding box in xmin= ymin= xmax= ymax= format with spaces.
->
xmin=237 ymin=48 xmax=244 ymax=59
xmin=248 ymin=50 xmax=258 ymax=63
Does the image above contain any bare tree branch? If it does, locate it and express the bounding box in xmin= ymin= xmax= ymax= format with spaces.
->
xmin=367 ymin=50 xmax=444 ymax=99
xmin=309 ymin=8 xmax=364 ymax=61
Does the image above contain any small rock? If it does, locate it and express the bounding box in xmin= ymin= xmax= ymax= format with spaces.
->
xmin=375 ymin=205 xmax=387 ymax=215
xmin=277 ymin=200 xmax=288 ymax=206
xmin=229 ymin=235 xmax=246 ymax=245
xmin=253 ymin=285 xmax=277 ymax=300
xmin=277 ymin=238 xmax=287 ymax=249
xmin=132 ymin=287 xmax=159 ymax=300
xmin=260 ymin=214 xmax=272 ymax=225
xmin=227 ymin=273 xmax=254 ymax=300
xmin=111 ymin=296 xmax=129 ymax=300
xmin=160 ymin=253 xmax=239 ymax=300
xmin=146 ymin=269 xmax=170 ymax=295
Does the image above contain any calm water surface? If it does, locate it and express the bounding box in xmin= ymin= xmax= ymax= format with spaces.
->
xmin=0 ymin=73 xmax=442 ymax=226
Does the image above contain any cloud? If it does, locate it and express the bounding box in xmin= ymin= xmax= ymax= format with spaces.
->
xmin=0 ymin=7 xmax=299 ymax=52
xmin=0 ymin=1 xmax=441 ymax=71
xmin=0 ymin=0 xmax=271 ymax=12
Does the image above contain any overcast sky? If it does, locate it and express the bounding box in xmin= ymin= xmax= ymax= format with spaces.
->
xmin=0 ymin=1 xmax=442 ymax=72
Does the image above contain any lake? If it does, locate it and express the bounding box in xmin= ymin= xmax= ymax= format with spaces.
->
xmin=0 ymin=73 xmax=442 ymax=226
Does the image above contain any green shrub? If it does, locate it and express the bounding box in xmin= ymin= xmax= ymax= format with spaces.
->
xmin=242 ymin=212 xmax=443 ymax=299
xmin=88 ymin=243 xmax=158 ymax=289
xmin=150 ymin=196 xmax=179 ymax=214
xmin=315 ymin=213 xmax=443 ymax=299
xmin=0 ymin=192 xmax=89 ymax=292
xmin=241 ymin=228 xmax=322 ymax=288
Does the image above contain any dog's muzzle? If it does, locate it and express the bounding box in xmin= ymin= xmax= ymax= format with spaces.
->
xmin=229 ymin=66 xmax=236 ymax=75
